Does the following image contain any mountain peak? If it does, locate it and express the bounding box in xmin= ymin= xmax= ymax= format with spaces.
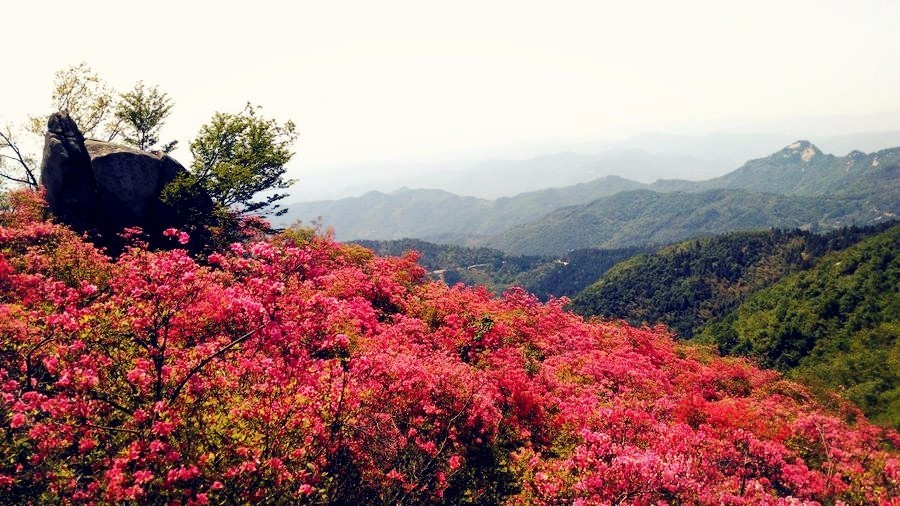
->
xmin=777 ymin=140 xmax=822 ymax=162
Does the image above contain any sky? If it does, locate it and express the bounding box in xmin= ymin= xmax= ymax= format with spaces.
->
xmin=2 ymin=0 xmax=899 ymax=183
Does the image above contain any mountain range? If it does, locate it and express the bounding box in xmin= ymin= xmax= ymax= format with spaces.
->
xmin=279 ymin=142 xmax=899 ymax=255
xmin=485 ymin=188 xmax=882 ymax=255
xmin=280 ymin=175 xmax=647 ymax=241
xmin=678 ymin=141 xmax=899 ymax=202
xmin=289 ymin=129 xmax=900 ymax=201
xmin=397 ymin=149 xmax=722 ymax=198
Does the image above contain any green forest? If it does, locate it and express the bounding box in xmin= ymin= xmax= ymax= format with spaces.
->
xmin=570 ymin=224 xmax=895 ymax=337
xmin=700 ymin=224 xmax=900 ymax=426
xmin=355 ymin=238 xmax=644 ymax=299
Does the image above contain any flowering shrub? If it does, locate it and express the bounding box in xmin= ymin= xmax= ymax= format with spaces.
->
xmin=0 ymin=189 xmax=897 ymax=504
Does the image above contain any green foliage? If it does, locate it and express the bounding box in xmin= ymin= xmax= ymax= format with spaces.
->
xmin=355 ymin=238 xmax=547 ymax=295
xmin=700 ymin=224 xmax=900 ymax=426
xmin=571 ymin=224 xmax=894 ymax=338
xmin=115 ymin=81 xmax=176 ymax=152
xmin=513 ymin=246 xmax=646 ymax=300
xmin=355 ymin=238 xmax=645 ymax=300
xmin=185 ymin=103 xmax=297 ymax=217
xmin=30 ymin=62 xmax=121 ymax=141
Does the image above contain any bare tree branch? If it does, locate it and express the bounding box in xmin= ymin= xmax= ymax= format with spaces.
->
xmin=0 ymin=125 xmax=39 ymax=188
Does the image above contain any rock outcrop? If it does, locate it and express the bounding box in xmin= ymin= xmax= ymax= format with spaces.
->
xmin=39 ymin=112 xmax=101 ymax=230
xmin=85 ymin=140 xmax=188 ymax=232
xmin=39 ymin=111 xmax=208 ymax=244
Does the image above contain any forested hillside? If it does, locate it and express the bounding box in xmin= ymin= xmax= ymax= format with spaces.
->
xmin=356 ymin=238 xmax=643 ymax=300
xmin=570 ymin=224 xmax=895 ymax=338
xmin=487 ymin=189 xmax=882 ymax=255
xmin=700 ymin=224 xmax=900 ymax=426
xmin=353 ymin=238 xmax=546 ymax=293
xmin=513 ymin=246 xmax=646 ymax=300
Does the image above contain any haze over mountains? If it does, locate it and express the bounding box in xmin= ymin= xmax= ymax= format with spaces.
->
xmin=396 ymin=150 xmax=719 ymax=199
xmin=279 ymin=138 xmax=900 ymax=255
xmin=289 ymin=129 xmax=900 ymax=201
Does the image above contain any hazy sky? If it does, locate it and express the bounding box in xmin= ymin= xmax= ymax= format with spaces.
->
xmin=3 ymin=0 xmax=899 ymax=178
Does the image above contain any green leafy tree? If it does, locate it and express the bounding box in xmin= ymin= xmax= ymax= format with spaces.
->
xmin=184 ymin=103 xmax=297 ymax=217
xmin=115 ymin=81 xmax=177 ymax=152
xmin=2 ymin=63 xmax=122 ymax=189
xmin=29 ymin=62 xmax=122 ymax=141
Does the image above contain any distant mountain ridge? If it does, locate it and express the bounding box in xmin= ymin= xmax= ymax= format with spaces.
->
xmin=486 ymin=143 xmax=899 ymax=254
xmin=280 ymin=175 xmax=646 ymax=240
xmin=400 ymin=149 xmax=723 ymax=198
xmin=279 ymin=141 xmax=900 ymax=255
xmin=289 ymin=129 xmax=900 ymax=201
xmin=695 ymin=142 xmax=900 ymax=202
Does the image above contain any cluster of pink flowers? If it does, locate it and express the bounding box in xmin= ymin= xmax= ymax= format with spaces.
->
xmin=162 ymin=228 xmax=191 ymax=245
xmin=0 ymin=189 xmax=896 ymax=504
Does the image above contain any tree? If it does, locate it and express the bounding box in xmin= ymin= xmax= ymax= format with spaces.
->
xmin=0 ymin=124 xmax=38 ymax=188
xmin=29 ymin=62 xmax=122 ymax=141
xmin=115 ymin=81 xmax=177 ymax=152
xmin=2 ymin=63 xmax=123 ymax=189
xmin=183 ymin=103 xmax=297 ymax=217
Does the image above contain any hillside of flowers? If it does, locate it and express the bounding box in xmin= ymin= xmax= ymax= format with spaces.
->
xmin=0 ymin=190 xmax=897 ymax=505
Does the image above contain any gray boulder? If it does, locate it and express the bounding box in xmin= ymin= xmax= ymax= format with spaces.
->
xmin=85 ymin=140 xmax=186 ymax=230
xmin=38 ymin=111 xmax=207 ymax=243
